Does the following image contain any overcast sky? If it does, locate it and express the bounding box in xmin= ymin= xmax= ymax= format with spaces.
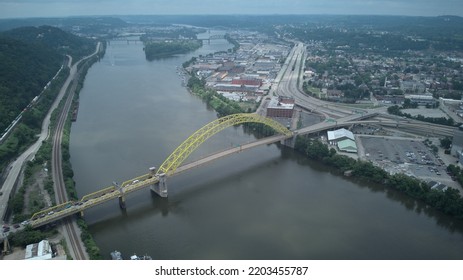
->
xmin=1 ymin=0 xmax=462 ymax=19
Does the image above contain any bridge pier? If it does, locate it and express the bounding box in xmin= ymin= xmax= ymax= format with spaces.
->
xmin=114 ymin=181 xmax=126 ymax=209
xmin=150 ymin=173 xmax=168 ymax=198
xmin=281 ymin=134 xmax=297 ymax=148
xmin=119 ymin=196 xmax=126 ymax=209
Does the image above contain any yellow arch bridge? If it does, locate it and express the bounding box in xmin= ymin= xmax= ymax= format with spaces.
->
xmin=28 ymin=114 xmax=292 ymax=228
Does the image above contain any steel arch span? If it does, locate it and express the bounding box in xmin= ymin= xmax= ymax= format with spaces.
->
xmin=157 ymin=113 xmax=292 ymax=176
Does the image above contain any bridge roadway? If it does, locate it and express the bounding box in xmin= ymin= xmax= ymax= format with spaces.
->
xmin=23 ymin=112 xmax=456 ymax=229
xmin=27 ymin=134 xmax=290 ymax=228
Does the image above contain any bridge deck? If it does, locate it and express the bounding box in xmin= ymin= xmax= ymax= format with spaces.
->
xmin=26 ymin=112 xmax=455 ymax=228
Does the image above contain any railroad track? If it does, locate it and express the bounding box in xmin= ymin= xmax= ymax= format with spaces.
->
xmin=51 ymin=65 xmax=86 ymax=260
xmin=48 ymin=42 xmax=101 ymax=259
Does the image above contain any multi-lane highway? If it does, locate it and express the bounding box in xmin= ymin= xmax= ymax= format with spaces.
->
xmin=275 ymin=42 xmax=359 ymax=118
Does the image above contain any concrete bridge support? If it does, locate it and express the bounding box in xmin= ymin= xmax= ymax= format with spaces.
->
xmin=115 ymin=181 xmax=126 ymax=209
xmin=118 ymin=196 xmax=126 ymax=209
xmin=281 ymin=134 xmax=297 ymax=148
xmin=150 ymin=173 xmax=168 ymax=198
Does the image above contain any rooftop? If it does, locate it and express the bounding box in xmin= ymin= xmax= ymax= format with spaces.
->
xmin=327 ymin=128 xmax=355 ymax=141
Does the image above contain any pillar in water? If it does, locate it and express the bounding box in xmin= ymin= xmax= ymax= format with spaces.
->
xmin=150 ymin=173 xmax=168 ymax=198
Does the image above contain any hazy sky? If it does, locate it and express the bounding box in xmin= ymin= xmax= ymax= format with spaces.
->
xmin=1 ymin=0 xmax=462 ymax=18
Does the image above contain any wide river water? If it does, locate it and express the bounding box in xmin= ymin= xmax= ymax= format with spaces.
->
xmin=69 ymin=32 xmax=463 ymax=259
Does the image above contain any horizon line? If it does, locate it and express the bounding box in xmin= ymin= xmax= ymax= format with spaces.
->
xmin=0 ymin=13 xmax=462 ymax=20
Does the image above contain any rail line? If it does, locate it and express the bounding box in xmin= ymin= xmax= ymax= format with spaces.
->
xmin=51 ymin=63 xmax=86 ymax=260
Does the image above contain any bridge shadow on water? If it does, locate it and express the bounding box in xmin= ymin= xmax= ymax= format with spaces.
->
xmin=88 ymin=150 xmax=284 ymax=229
xmin=88 ymin=143 xmax=463 ymax=240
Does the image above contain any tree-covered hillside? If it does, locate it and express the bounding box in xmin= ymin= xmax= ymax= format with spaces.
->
xmin=0 ymin=25 xmax=96 ymax=133
xmin=0 ymin=36 xmax=62 ymax=133
xmin=2 ymin=25 xmax=96 ymax=60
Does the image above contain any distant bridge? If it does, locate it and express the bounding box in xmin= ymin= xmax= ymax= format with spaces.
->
xmin=201 ymin=34 xmax=226 ymax=44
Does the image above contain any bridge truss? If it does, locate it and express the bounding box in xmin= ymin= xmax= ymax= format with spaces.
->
xmin=157 ymin=113 xmax=292 ymax=176
xmin=27 ymin=113 xmax=292 ymax=227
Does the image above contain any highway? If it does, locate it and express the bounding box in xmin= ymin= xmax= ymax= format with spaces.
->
xmin=262 ymin=41 xmax=455 ymax=139
xmin=276 ymin=42 xmax=356 ymax=118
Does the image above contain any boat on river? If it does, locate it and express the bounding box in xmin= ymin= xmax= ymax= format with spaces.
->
xmin=130 ymin=253 xmax=152 ymax=260
xmin=110 ymin=250 xmax=122 ymax=260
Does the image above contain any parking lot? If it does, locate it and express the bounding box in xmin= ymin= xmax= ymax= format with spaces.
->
xmin=358 ymin=136 xmax=456 ymax=187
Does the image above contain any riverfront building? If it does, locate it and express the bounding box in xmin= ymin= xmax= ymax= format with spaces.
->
xmin=327 ymin=128 xmax=358 ymax=153
xmin=266 ymin=96 xmax=295 ymax=118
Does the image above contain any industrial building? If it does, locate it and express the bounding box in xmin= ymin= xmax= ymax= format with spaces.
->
xmin=404 ymin=94 xmax=436 ymax=106
xmin=327 ymin=128 xmax=357 ymax=153
xmin=25 ymin=240 xmax=53 ymax=260
xmin=327 ymin=128 xmax=355 ymax=143
xmin=337 ymin=139 xmax=358 ymax=153
xmin=266 ymin=96 xmax=295 ymax=118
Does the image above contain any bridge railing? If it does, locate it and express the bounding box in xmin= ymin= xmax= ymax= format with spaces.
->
xmin=30 ymin=201 xmax=75 ymax=221
xmin=80 ymin=185 xmax=116 ymax=202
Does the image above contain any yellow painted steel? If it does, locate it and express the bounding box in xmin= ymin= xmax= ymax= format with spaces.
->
xmin=31 ymin=201 xmax=75 ymax=220
xmin=28 ymin=114 xmax=292 ymax=226
xmin=157 ymin=113 xmax=292 ymax=176
xmin=80 ymin=185 xmax=116 ymax=202
xmin=121 ymin=173 xmax=152 ymax=187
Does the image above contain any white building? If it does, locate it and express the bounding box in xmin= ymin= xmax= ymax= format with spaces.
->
xmin=327 ymin=128 xmax=355 ymax=144
xmin=327 ymin=128 xmax=357 ymax=153
xmin=25 ymin=240 xmax=53 ymax=260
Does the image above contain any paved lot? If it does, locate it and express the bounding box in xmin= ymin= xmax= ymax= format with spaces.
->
xmin=358 ymin=136 xmax=460 ymax=190
xmin=402 ymin=108 xmax=448 ymax=118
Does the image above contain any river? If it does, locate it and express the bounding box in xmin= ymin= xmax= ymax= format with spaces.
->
xmin=69 ymin=31 xmax=463 ymax=260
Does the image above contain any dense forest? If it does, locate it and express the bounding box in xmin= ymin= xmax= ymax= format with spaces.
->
xmin=0 ymin=36 xmax=62 ymax=133
xmin=0 ymin=26 xmax=96 ymax=171
xmin=2 ymin=26 xmax=96 ymax=60
xmin=0 ymin=26 xmax=96 ymax=133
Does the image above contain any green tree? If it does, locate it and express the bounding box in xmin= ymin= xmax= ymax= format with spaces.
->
xmin=440 ymin=137 xmax=452 ymax=149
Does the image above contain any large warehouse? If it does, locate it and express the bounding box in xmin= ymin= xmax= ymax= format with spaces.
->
xmin=327 ymin=128 xmax=357 ymax=153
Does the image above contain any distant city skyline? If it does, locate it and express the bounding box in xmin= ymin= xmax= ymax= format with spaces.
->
xmin=0 ymin=0 xmax=462 ymax=19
